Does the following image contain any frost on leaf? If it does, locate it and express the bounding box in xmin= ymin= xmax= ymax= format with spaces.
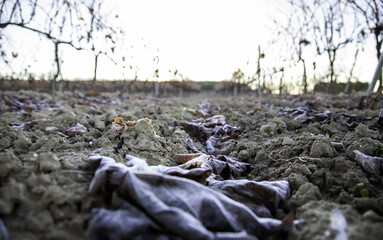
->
xmin=65 ymin=123 xmax=87 ymax=137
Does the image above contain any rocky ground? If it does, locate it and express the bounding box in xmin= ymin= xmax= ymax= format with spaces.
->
xmin=0 ymin=90 xmax=383 ymax=240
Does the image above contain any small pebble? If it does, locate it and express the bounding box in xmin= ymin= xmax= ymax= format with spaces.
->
xmin=45 ymin=126 xmax=58 ymax=132
xmin=282 ymin=137 xmax=294 ymax=145
xmin=299 ymin=165 xmax=312 ymax=175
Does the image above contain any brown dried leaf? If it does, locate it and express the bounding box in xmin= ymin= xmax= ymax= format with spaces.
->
xmin=112 ymin=117 xmax=127 ymax=132
xmin=178 ymin=154 xmax=211 ymax=169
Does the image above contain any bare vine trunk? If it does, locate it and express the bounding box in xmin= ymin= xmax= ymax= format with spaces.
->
xmin=93 ymin=53 xmax=99 ymax=82
xmin=51 ymin=42 xmax=60 ymax=95
xmin=326 ymin=50 xmax=337 ymax=93
xmin=345 ymin=48 xmax=359 ymax=93
xmin=300 ymin=59 xmax=307 ymax=94
xmin=376 ymin=31 xmax=382 ymax=89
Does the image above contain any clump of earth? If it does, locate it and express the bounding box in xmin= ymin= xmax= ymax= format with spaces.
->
xmin=0 ymin=90 xmax=383 ymax=240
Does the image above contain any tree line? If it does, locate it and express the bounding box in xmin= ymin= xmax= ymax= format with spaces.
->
xmin=0 ymin=0 xmax=382 ymax=94
xmin=0 ymin=0 xmax=121 ymax=93
xmin=231 ymin=0 xmax=382 ymax=94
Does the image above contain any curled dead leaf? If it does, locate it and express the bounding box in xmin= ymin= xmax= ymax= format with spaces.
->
xmin=112 ymin=117 xmax=127 ymax=133
xmin=65 ymin=123 xmax=87 ymax=137
xmin=178 ymin=154 xmax=211 ymax=169
xmin=111 ymin=117 xmax=155 ymax=134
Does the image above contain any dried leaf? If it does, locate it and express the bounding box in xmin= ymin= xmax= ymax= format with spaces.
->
xmin=282 ymin=137 xmax=294 ymax=145
xmin=206 ymin=155 xmax=252 ymax=179
xmin=180 ymin=122 xmax=206 ymax=139
xmin=65 ymin=123 xmax=87 ymax=137
xmin=209 ymin=179 xmax=290 ymax=215
xmin=331 ymin=210 xmax=348 ymax=240
xmin=178 ymin=154 xmax=211 ymax=169
xmin=111 ymin=117 xmax=127 ymax=132
xmin=111 ymin=124 xmax=125 ymax=134
xmin=87 ymin=155 xmax=293 ymax=239
xmin=161 ymin=167 xmax=212 ymax=185
xmin=9 ymin=119 xmax=43 ymax=131
xmin=185 ymin=138 xmax=201 ymax=153
xmin=354 ymin=150 xmax=383 ymax=175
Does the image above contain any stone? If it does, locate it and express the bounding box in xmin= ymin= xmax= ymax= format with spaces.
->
xmin=45 ymin=126 xmax=58 ymax=132
xmin=282 ymin=137 xmax=294 ymax=145
xmin=299 ymin=165 xmax=312 ymax=175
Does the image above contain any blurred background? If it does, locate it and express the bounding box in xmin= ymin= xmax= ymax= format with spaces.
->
xmin=0 ymin=0 xmax=380 ymax=94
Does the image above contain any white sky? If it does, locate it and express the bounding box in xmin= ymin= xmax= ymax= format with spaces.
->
xmin=74 ymin=0 xmax=284 ymax=81
xmin=0 ymin=0 xmax=379 ymax=90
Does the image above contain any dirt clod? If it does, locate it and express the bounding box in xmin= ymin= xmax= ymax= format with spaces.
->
xmin=1 ymin=91 xmax=383 ymax=239
xmin=36 ymin=152 xmax=61 ymax=172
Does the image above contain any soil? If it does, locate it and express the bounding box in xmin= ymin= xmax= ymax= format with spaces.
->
xmin=1 ymin=90 xmax=383 ymax=240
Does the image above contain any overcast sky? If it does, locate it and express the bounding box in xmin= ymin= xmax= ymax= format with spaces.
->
xmin=116 ymin=0 xmax=281 ymax=80
xmin=68 ymin=0 xmax=286 ymax=81
xmin=1 ymin=0 xmax=378 ymax=89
